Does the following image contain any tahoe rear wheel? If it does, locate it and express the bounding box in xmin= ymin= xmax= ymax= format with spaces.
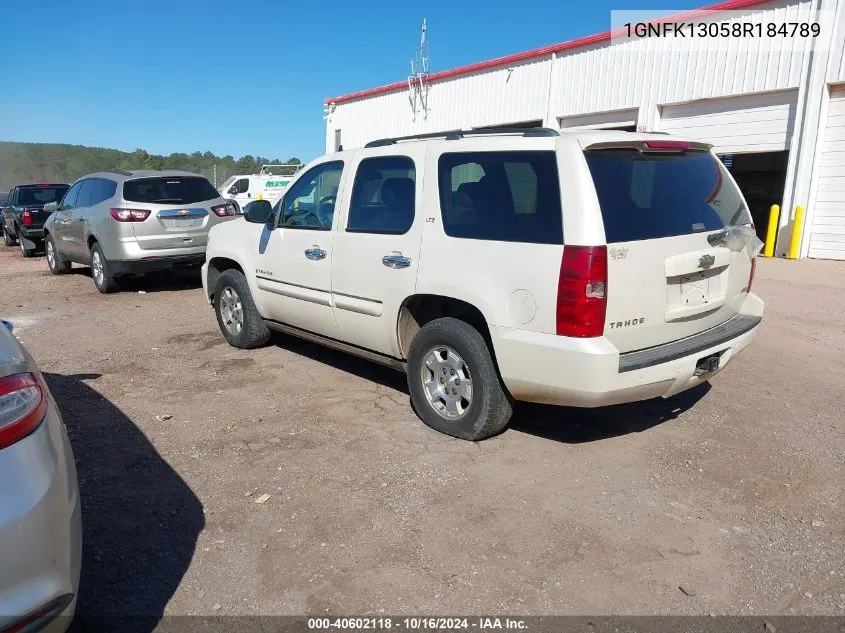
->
xmin=407 ymin=317 xmax=513 ymax=441
xmin=90 ymin=242 xmax=119 ymax=293
xmin=45 ymin=235 xmax=71 ymax=274
xmin=213 ymin=269 xmax=270 ymax=349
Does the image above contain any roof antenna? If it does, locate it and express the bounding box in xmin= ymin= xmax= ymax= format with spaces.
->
xmin=408 ymin=19 xmax=430 ymax=121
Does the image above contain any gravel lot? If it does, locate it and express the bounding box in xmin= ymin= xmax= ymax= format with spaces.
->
xmin=1 ymin=244 xmax=843 ymax=619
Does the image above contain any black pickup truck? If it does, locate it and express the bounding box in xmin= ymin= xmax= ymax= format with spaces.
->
xmin=1 ymin=183 xmax=70 ymax=257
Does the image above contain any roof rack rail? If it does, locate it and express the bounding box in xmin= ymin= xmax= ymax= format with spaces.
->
xmin=104 ymin=169 xmax=134 ymax=176
xmin=364 ymin=126 xmax=559 ymax=148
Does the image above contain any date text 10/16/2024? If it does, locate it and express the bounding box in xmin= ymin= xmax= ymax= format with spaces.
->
xmin=308 ymin=618 xmax=528 ymax=630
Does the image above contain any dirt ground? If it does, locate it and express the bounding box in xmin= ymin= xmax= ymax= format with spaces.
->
xmin=1 ymin=244 xmax=843 ymax=618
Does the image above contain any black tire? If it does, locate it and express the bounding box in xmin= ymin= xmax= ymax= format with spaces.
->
xmin=20 ymin=236 xmax=37 ymax=258
xmin=214 ymin=269 xmax=271 ymax=348
xmin=3 ymin=224 xmax=16 ymax=246
xmin=407 ymin=317 xmax=513 ymax=441
xmin=90 ymin=242 xmax=119 ymax=294
xmin=45 ymin=234 xmax=71 ymax=274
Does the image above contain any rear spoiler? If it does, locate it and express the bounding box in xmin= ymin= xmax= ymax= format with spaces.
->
xmin=583 ymin=139 xmax=713 ymax=152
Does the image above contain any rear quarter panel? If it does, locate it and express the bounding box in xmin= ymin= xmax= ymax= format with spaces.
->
xmin=414 ymin=138 xmax=565 ymax=335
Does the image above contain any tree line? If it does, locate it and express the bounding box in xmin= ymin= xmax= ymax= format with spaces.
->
xmin=0 ymin=141 xmax=303 ymax=188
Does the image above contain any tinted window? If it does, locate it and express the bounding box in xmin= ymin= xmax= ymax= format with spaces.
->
xmin=76 ymin=180 xmax=95 ymax=207
xmin=348 ymin=156 xmax=415 ymax=234
xmin=584 ymin=149 xmax=751 ymax=243
xmin=17 ymin=185 xmax=70 ymax=206
xmin=232 ymin=178 xmax=249 ymax=194
xmin=123 ymin=176 xmax=220 ymax=204
xmin=279 ymin=161 xmax=343 ymax=230
xmin=60 ymin=182 xmax=83 ymax=210
xmin=438 ymin=151 xmax=563 ymax=245
xmin=89 ymin=178 xmax=117 ymax=206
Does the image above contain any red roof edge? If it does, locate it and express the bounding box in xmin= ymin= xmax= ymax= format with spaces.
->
xmin=324 ymin=0 xmax=772 ymax=105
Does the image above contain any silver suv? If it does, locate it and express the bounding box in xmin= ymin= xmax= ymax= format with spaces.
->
xmin=43 ymin=170 xmax=237 ymax=293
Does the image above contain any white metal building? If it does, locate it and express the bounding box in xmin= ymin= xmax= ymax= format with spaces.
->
xmin=324 ymin=0 xmax=845 ymax=260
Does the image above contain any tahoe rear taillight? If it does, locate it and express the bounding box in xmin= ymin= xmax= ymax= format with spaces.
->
xmin=110 ymin=208 xmax=150 ymax=222
xmin=0 ymin=373 xmax=47 ymax=450
xmin=22 ymin=209 xmax=34 ymax=225
xmin=211 ymin=203 xmax=236 ymax=217
xmin=556 ymin=245 xmax=608 ymax=338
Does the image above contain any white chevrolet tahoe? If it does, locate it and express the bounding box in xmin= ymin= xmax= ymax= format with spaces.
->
xmin=201 ymin=128 xmax=764 ymax=441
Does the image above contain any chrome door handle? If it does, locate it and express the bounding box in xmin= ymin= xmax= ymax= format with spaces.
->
xmin=305 ymin=247 xmax=327 ymax=261
xmin=382 ymin=254 xmax=411 ymax=269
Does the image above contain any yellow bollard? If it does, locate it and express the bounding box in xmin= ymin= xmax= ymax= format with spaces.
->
xmin=787 ymin=205 xmax=805 ymax=260
xmin=763 ymin=204 xmax=779 ymax=257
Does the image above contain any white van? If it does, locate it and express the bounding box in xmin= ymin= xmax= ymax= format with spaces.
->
xmin=218 ymin=164 xmax=303 ymax=211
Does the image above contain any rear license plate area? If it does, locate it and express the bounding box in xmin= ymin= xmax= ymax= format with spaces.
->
xmin=163 ymin=217 xmax=203 ymax=229
xmin=679 ymin=271 xmax=711 ymax=307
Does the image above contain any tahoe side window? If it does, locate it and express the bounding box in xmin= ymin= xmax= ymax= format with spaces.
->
xmin=437 ymin=151 xmax=563 ymax=245
xmin=279 ymin=161 xmax=343 ymax=230
xmin=347 ymin=156 xmax=416 ymax=234
xmin=584 ymin=148 xmax=752 ymax=243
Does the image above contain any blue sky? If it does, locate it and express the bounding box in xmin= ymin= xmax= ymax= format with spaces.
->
xmin=0 ymin=0 xmax=702 ymax=163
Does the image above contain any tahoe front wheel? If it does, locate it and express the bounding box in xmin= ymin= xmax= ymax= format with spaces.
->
xmin=407 ymin=317 xmax=513 ymax=441
xmin=213 ymin=269 xmax=271 ymax=349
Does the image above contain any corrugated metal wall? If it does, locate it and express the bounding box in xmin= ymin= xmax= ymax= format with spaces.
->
xmin=327 ymin=0 xmax=818 ymax=151
xmin=549 ymin=0 xmax=814 ymax=120
xmin=327 ymin=57 xmax=552 ymax=151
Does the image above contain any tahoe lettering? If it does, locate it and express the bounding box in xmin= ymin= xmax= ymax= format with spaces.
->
xmin=609 ymin=317 xmax=645 ymax=329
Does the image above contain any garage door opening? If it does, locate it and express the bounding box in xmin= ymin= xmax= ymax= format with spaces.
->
xmin=718 ymin=151 xmax=788 ymax=242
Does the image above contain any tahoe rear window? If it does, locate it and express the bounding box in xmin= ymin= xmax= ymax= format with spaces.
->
xmin=18 ymin=186 xmax=69 ymax=206
xmin=123 ymin=176 xmax=219 ymax=204
xmin=584 ymin=149 xmax=751 ymax=243
xmin=437 ymin=151 xmax=563 ymax=245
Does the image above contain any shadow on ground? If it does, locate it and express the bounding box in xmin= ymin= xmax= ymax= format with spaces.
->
xmin=271 ymin=332 xmax=711 ymax=444
xmin=52 ymin=267 xmax=204 ymax=293
xmin=508 ymin=382 xmax=711 ymax=443
xmin=45 ymin=373 xmax=204 ymax=632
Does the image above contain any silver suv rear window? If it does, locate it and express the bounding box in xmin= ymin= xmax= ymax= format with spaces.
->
xmin=584 ymin=149 xmax=751 ymax=243
xmin=123 ymin=176 xmax=219 ymax=205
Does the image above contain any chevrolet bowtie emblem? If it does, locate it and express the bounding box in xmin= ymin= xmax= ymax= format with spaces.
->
xmin=179 ymin=209 xmax=190 ymax=215
xmin=699 ymin=254 xmax=716 ymax=269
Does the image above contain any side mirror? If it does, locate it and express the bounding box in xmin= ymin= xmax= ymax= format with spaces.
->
xmin=1 ymin=320 xmax=13 ymax=333
xmin=227 ymin=186 xmax=238 ymax=195
xmin=244 ymin=200 xmax=274 ymax=225
xmin=43 ymin=201 xmax=59 ymax=213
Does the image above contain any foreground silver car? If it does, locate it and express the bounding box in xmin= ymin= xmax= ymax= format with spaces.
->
xmin=0 ymin=320 xmax=81 ymax=633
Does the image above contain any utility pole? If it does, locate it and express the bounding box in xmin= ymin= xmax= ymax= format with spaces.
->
xmin=213 ymin=164 xmax=217 ymax=187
